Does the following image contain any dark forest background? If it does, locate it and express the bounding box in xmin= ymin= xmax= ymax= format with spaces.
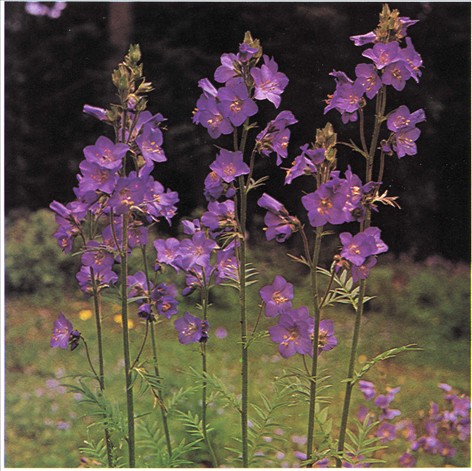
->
xmin=4 ymin=2 xmax=471 ymax=261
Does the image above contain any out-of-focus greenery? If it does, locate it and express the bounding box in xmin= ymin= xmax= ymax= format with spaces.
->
xmin=5 ymin=213 xmax=470 ymax=467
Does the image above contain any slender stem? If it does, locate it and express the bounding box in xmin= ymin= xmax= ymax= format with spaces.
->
xmin=201 ymin=285 xmax=219 ymax=468
xmin=377 ymin=150 xmax=386 ymax=184
xmin=80 ymin=336 xmax=100 ymax=383
xmin=120 ymin=212 xmax=135 ymax=467
xmin=319 ymin=268 xmax=336 ymax=311
xmin=336 ymin=86 xmax=387 ymax=467
xmin=130 ymin=320 xmax=149 ymax=371
xmin=141 ymin=245 xmax=173 ymax=457
xmin=250 ymin=302 xmax=264 ymax=338
xmin=90 ymin=270 xmax=114 ymax=468
xmin=305 ymin=227 xmax=323 ymax=465
xmin=359 ymin=108 xmax=369 ymax=157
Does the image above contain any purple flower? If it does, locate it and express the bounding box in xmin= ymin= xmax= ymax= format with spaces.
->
xmin=398 ymin=452 xmax=416 ymax=467
xmin=214 ymin=53 xmax=239 ymax=83
xmin=318 ymin=319 xmax=337 ymax=355
xmin=376 ymin=422 xmax=397 ymax=443
xmin=179 ymin=231 xmax=218 ymax=269
xmin=258 ymin=193 xmax=300 ymax=242
xmin=76 ymin=265 xmax=118 ymax=295
xmin=251 ymin=55 xmax=289 ymax=108
xmin=382 ymin=61 xmax=411 ymax=91
xmin=107 ymin=173 xmax=146 ymax=214
xmin=201 ymin=200 xmax=236 ymax=234
xmin=256 ymin=111 xmax=297 ymax=165
xmin=355 ymin=64 xmax=382 ymax=99
xmin=350 ymin=31 xmax=377 ymax=46
xmin=392 ymin=126 xmax=422 ymax=158
xmin=50 ymin=313 xmax=80 ymax=350
xmin=210 ymin=149 xmax=249 ymax=183
xmin=81 ymin=241 xmax=115 ymax=271
xmin=351 ymin=256 xmax=377 ymax=283
xmin=83 ymin=136 xmax=128 ymax=170
xmin=78 ymin=161 xmax=117 ymax=194
xmin=174 ymin=312 xmax=208 ymax=344
xmin=362 ymin=42 xmax=401 ymax=70
xmin=268 ymin=306 xmax=313 ymax=358
xmin=215 ymin=326 xmax=228 ymax=339
xmin=193 ymin=95 xmax=233 ymax=139
xmin=214 ymin=248 xmax=239 ymax=285
xmin=301 ymin=185 xmax=346 ymax=228
xmin=136 ymin=125 xmax=167 ymax=164
xmin=238 ymin=42 xmax=258 ymax=62
xmin=83 ymin=105 xmax=107 ymax=121
xmin=218 ymin=78 xmax=258 ymax=127
xmin=259 ymin=275 xmax=294 ymax=317
xmin=50 ymin=313 xmax=74 ymax=349
xmin=374 ymin=386 xmax=401 ymax=408
xmin=359 ymin=380 xmax=377 ymax=400
xmin=401 ymin=37 xmax=423 ymax=83
xmin=324 ymin=80 xmax=365 ymax=124
xmin=339 ymin=227 xmax=388 ymax=266
xmin=387 ymin=105 xmax=426 ymax=132
xmin=284 ymin=144 xmax=323 ymax=184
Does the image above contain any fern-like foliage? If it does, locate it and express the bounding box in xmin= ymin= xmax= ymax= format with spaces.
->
xmin=137 ymin=419 xmax=201 ymax=468
xmin=79 ymin=433 xmax=125 ymax=468
xmin=278 ymin=367 xmax=332 ymax=405
xmin=343 ymin=417 xmax=387 ymax=466
xmin=317 ymin=267 xmax=375 ymax=310
xmin=221 ymin=262 xmax=259 ymax=291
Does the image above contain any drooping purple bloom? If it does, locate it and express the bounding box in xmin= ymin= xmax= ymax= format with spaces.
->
xmin=256 ymin=111 xmax=297 ymax=165
xmin=136 ymin=125 xmax=167 ymax=164
xmin=259 ymin=275 xmax=294 ymax=317
xmin=76 ymin=264 xmax=118 ymax=295
xmin=269 ymin=307 xmax=313 ymax=358
xmin=392 ymin=126 xmax=421 ymax=158
xmin=174 ymin=312 xmax=207 ymax=344
xmin=318 ymin=319 xmax=337 ymax=355
xmin=214 ymin=248 xmax=239 ymax=285
xmin=142 ymin=178 xmax=179 ymax=224
xmin=201 ymin=200 xmax=236 ymax=234
xmin=198 ymin=78 xmax=218 ymax=98
xmin=210 ymin=149 xmax=249 ymax=183
xmin=218 ymin=78 xmax=258 ymax=127
xmin=350 ymin=31 xmax=377 ymax=46
xmin=214 ymin=53 xmax=239 ymax=83
xmin=83 ymin=105 xmax=108 ymax=121
xmin=355 ymin=63 xmax=382 ymax=99
xmin=154 ymin=237 xmax=181 ymax=271
xmin=362 ymin=42 xmax=401 ymax=70
xmin=107 ymin=172 xmax=147 ymax=214
xmin=401 ymin=37 xmax=423 ymax=83
xmin=359 ymin=380 xmax=377 ymax=400
xmin=50 ymin=313 xmax=75 ymax=349
xmin=257 ymin=193 xmax=300 ymax=242
xmin=284 ymin=144 xmax=321 ymax=184
xmin=178 ymin=231 xmax=218 ymax=269
xmin=251 ymin=55 xmax=289 ymax=108
xmin=301 ymin=185 xmax=346 ymax=228
xmin=238 ymin=42 xmax=258 ymax=62
xmin=83 ymin=136 xmax=128 ymax=170
xmin=351 ymin=256 xmax=377 ymax=283
xmin=374 ymin=386 xmax=401 ymax=409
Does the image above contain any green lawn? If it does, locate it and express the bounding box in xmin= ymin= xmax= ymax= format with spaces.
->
xmin=5 ymin=249 xmax=470 ymax=467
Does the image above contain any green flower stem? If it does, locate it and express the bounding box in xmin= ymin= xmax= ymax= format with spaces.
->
xmin=336 ymin=86 xmax=387 ymax=467
xmin=201 ymin=284 xmax=219 ymax=468
xmin=305 ymin=227 xmax=323 ymax=465
xmin=120 ymin=212 xmax=135 ymax=467
xmin=90 ymin=270 xmax=114 ymax=468
xmin=141 ymin=245 xmax=173 ymax=458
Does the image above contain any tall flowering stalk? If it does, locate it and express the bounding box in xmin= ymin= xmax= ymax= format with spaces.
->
xmin=50 ymin=44 xmax=180 ymax=467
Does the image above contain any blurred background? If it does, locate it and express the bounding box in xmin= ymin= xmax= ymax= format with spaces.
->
xmin=4 ymin=2 xmax=471 ymax=468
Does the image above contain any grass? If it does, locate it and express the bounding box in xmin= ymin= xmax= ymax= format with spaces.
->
xmin=5 ymin=246 xmax=471 ymax=468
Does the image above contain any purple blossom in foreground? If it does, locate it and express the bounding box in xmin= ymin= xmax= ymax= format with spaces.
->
xmin=401 ymin=37 xmax=423 ymax=82
xmin=362 ymin=42 xmax=401 ymax=70
xmin=174 ymin=312 xmax=208 ymax=344
xmin=317 ymin=320 xmax=337 ymax=355
xmin=355 ymin=63 xmax=382 ymax=99
xmin=201 ymin=200 xmax=237 ymax=235
xmin=214 ymin=53 xmax=239 ymax=83
xmin=210 ymin=149 xmax=249 ymax=183
xmin=258 ymin=193 xmax=300 ymax=242
xmin=83 ymin=136 xmax=128 ymax=170
xmin=269 ymin=307 xmax=313 ymax=358
xmin=136 ymin=125 xmax=167 ymax=165
xmin=193 ymin=95 xmax=233 ymax=139
xmin=339 ymin=227 xmax=388 ymax=267
xmin=83 ymin=105 xmax=107 ymax=121
xmin=76 ymin=264 xmax=118 ymax=296
xmin=382 ymin=60 xmax=411 ymax=91
xmin=251 ymin=55 xmax=289 ymax=108
xmin=50 ymin=313 xmax=80 ymax=350
xmin=387 ymin=105 xmax=426 ymax=132
xmin=218 ymin=78 xmax=258 ymax=126
xmin=259 ymin=275 xmax=294 ymax=317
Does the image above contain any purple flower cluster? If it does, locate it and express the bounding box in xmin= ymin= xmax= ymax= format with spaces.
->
xmin=301 ymin=168 xmax=376 ymax=228
xmin=357 ymin=381 xmax=471 ymax=467
xmin=193 ymin=39 xmax=289 ymax=139
xmin=174 ymin=312 xmax=209 ymax=344
xmin=260 ymin=276 xmax=337 ymax=359
xmin=337 ymin=227 xmax=388 ymax=282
